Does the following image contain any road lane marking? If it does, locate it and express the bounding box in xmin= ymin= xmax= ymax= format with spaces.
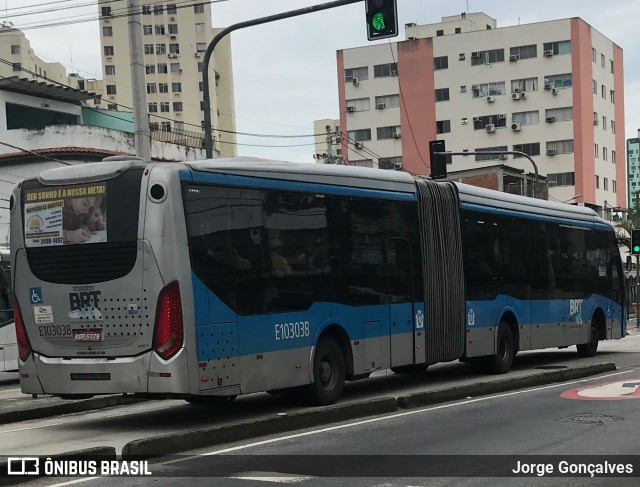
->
xmin=561 ymin=378 xmax=640 ymax=400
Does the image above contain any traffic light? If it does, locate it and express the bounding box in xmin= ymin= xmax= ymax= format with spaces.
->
xmin=429 ymin=140 xmax=447 ymax=180
xmin=632 ymin=228 xmax=640 ymax=255
xmin=365 ymin=0 xmax=398 ymax=41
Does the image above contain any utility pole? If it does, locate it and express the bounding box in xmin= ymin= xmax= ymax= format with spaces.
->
xmin=325 ymin=125 xmax=336 ymax=164
xmin=636 ymin=191 xmax=640 ymax=325
xmin=128 ymin=0 xmax=151 ymax=161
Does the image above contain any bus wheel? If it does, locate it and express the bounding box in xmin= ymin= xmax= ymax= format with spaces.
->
xmin=486 ymin=322 xmax=515 ymax=374
xmin=576 ymin=319 xmax=599 ymax=357
xmin=306 ymin=336 xmax=345 ymax=406
xmin=185 ymin=395 xmax=237 ymax=406
xmin=391 ymin=364 xmax=428 ymax=374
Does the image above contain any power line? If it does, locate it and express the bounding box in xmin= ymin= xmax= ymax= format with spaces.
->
xmin=0 ymin=140 xmax=70 ymax=164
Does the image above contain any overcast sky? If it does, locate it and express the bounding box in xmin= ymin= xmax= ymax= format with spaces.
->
xmin=8 ymin=0 xmax=640 ymax=163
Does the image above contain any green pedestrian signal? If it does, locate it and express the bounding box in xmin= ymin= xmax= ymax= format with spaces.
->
xmin=632 ymin=229 xmax=640 ymax=255
xmin=365 ymin=0 xmax=398 ymax=41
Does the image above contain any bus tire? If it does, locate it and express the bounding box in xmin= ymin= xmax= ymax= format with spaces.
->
xmin=391 ymin=364 xmax=428 ymax=374
xmin=576 ymin=319 xmax=599 ymax=357
xmin=185 ymin=395 xmax=237 ymax=406
xmin=305 ymin=336 xmax=345 ymax=406
xmin=486 ymin=321 xmax=515 ymax=374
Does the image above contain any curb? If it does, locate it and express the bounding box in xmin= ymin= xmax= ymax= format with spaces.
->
xmin=396 ymin=362 xmax=616 ymax=409
xmin=0 ymin=395 xmax=146 ymax=425
xmin=122 ymin=397 xmax=398 ymax=458
xmin=122 ymin=362 xmax=615 ymax=458
xmin=0 ymin=447 xmax=115 ymax=487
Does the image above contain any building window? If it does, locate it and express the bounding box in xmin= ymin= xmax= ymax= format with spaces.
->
xmin=10 ymin=44 xmax=20 ymax=54
xmin=513 ymin=143 xmax=540 ymax=157
xmin=144 ymin=44 xmax=154 ymax=55
xmin=511 ymin=77 xmax=538 ymax=93
xmin=595 ymin=143 xmax=599 ymax=158
xmin=473 ymin=114 xmax=507 ymax=130
xmin=376 ymin=126 xmax=401 ymax=140
xmin=374 ymin=62 xmax=398 ymax=77
xmin=155 ymin=25 xmax=165 ymax=35
xmin=167 ymin=4 xmax=177 ymax=14
xmin=547 ymin=172 xmax=575 ymax=187
xmin=160 ymin=122 xmax=171 ymax=131
xmin=512 ymin=110 xmax=539 ymax=125
xmin=145 ymin=64 xmax=155 ymax=74
xmin=604 ymin=178 xmax=608 ymax=191
xmin=592 ymin=79 xmax=597 ymax=94
xmin=543 ymin=40 xmax=571 ymax=55
xmin=156 ymin=44 xmax=166 ymax=55
xmin=602 ymin=84 xmax=606 ymax=99
xmin=142 ymin=5 xmax=151 ymax=15
xmin=168 ymin=24 xmax=178 ymax=34
xmin=436 ymin=29 xmax=444 ymax=36
xmin=172 ymin=82 xmax=182 ymax=93
xmin=544 ymin=73 xmax=572 ymax=89
xmin=197 ymin=62 xmax=203 ymax=72
xmin=347 ymin=129 xmax=372 ymax=142
xmin=435 ymin=88 xmax=450 ymax=102
xmin=199 ymin=82 xmax=203 ymax=92
xmin=602 ymin=116 xmax=607 ymax=130
xmin=12 ymin=62 xmax=21 ymax=72
xmin=593 ymin=111 xmax=598 ymax=124
xmin=148 ymin=102 xmax=158 ymax=113
xmin=603 ymin=147 xmax=608 ymax=161
xmin=173 ymin=102 xmax=183 ymax=112
xmin=436 ymin=120 xmax=451 ymax=134
xmin=105 ymin=65 xmax=116 ymax=75
xmin=158 ymin=83 xmax=168 ymax=93
xmin=474 ymin=146 xmax=508 ymax=162
xmin=160 ymin=102 xmax=170 ymax=113
xmin=169 ymin=44 xmax=180 ymax=54
xmin=610 ymin=90 xmax=615 ymax=103
xmin=106 ymin=85 xmax=116 ymax=95
xmin=195 ymin=23 xmax=205 ymax=33
xmin=171 ymin=63 xmax=181 ymax=73
xmin=196 ymin=43 xmax=206 ymax=52
xmin=102 ymin=26 xmax=113 ymax=37
xmin=612 ymin=150 xmax=616 ymax=164
xmin=434 ymin=56 xmax=448 ymax=70
xmin=194 ymin=4 xmax=205 ymax=14
xmin=610 ymin=59 xmax=614 ymax=73
xmin=613 ymin=180 xmax=617 ymax=193
xmin=510 ymin=44 xmax=537 ymax=60
xmin=374 ymin=94 xmax=400 ymax=109
xmin=545 ymin=107 xmax=573 ymax=122
xmin=596 ymin=175 xmax=600 ymax=189
xmin=592 ymin=47 xmax=596 ymax=62
xmin=611 ymin=120 xmax=616 ymax=134
xmin=146 ymin=83 xmax=157 ymax=94
xmin=472 ymin=82 xmax=505 ymax=98
xmin=471 ymin=48 xmax=504 ymax=66
xmin=601 ymin=53 xmax=605 ymax=68
xmin=455 ymin=27 xmax=461 ymax=34
xmin=547 ymin=140 xmax=574 ymax=155
xmin=101 ymin=6 xmax=112 ymax=17
xmin=157 ymin=63 xmax=168 ymax=73
xmin=344 ymin=66 xmax=369 ymax=82
xmin=345 ymin=98 xmax=370 ymax=112
xmin=143 ymin=25 xmax=153 ymax=35
xmin=153 ymin=4 xmax=164 ymax=15
xmin=104 ymin=46 xmax=114 ymax=56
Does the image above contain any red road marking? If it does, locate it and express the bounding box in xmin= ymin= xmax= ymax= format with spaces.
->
xmin=561 ymin=378 xmax=640 ymax=401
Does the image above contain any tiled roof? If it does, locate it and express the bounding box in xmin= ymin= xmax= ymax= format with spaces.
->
xmin=0 ymin=147 xmax=124 ymax=161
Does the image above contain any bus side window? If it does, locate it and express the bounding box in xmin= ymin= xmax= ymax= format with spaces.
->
xmin=531 ymin=222 xmax=554 ymax=299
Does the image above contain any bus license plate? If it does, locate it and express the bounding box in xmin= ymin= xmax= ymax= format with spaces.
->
xmin=73 ymin=329 xmax=103 ymax=342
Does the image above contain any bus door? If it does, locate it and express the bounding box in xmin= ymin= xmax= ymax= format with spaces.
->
xmin=387 ymin=238 xmax=417 ymax=367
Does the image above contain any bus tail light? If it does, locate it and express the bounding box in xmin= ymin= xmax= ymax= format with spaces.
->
xmin=14 ymin=298 xmax=32 ymax=362
xmin=153 ymin=282 xmax=184 ymax=360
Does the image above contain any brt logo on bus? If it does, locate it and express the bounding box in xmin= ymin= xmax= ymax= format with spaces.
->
xmin=569 ymin=299 xmax=584 ymax=324
xmin=69 ymin=291 xmax=101 ymax=311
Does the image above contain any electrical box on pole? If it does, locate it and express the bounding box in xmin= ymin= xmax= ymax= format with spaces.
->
xmin=429 ymin=140 xmax=448 ymax=180
xmin=365 ymin=0 xmax=398 ymax=40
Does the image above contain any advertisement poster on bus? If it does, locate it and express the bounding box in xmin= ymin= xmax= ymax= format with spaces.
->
xmin=24 ymin=184 xmax=107 ymax=247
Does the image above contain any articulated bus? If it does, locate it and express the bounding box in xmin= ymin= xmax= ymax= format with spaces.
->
xmin=0 ymin=247 xmax=17 ymax=372
xmin=10 ymin=158 xmax=625 ymax=405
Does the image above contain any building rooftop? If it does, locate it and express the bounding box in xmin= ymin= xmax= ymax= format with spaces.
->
xmin=0 ymin=76 xmax=98 ymax=105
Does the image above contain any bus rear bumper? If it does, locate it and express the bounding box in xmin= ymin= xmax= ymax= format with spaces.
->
xmin=18 ymin=349 xmax=190 ymax=396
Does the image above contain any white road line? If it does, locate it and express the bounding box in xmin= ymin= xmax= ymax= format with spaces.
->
xmin=27 ymin=368 xmax=636 ymax=486
xmin=230 ymin=472 xmax=315 ymax=483
xmin=1 ymin=421 xmax=66 ymax=434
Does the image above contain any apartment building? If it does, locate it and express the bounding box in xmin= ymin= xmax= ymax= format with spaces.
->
xmin=98 ymin=0 xmax=237 ymax=157
xmin=628 ymin=133 xmax=640 ymax=208
xmin=337 ymin=12 xmax=625 ymax=210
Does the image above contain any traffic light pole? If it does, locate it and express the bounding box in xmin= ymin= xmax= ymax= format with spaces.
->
xmin=202 ymin=0 xmax=363 ymax=159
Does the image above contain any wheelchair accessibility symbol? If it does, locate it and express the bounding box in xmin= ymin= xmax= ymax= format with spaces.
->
xmin=29 ymin=287 xmax=43 ymax=304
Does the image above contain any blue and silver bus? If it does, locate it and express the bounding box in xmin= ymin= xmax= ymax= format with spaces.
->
xmin=10 ymin=158 xmax=625 ymax=404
